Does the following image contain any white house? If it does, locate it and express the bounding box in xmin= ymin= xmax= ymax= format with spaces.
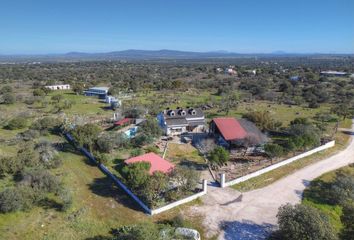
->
xmin=157 ymin=108 xmax=205 ymax=136
xmin=45 ymin=84 xmax=71 ymax=90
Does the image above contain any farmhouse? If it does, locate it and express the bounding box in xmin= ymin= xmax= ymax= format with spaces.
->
xmin=157 ymin=108 xmax=205 ymax=136
xmin=45 ymin=84 xmax=70 ymax=90
xmin=124 ymin=152 xmax=175 ymax=175
xmin=84 ymin=86 xmax=109 ymax=99
xmin=210 ymin=117 xmax=267 ymax=148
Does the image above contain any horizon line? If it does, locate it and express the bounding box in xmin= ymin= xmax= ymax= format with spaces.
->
xmin=1 ymin=49 xmax=354 ymax=56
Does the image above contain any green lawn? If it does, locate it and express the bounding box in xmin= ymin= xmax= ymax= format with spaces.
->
xmin=165 ymin=143 xmax=205 ymax=165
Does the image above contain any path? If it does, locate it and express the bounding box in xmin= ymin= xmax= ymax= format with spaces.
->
xmin=189 ymin=121 xmax=354 ymax=240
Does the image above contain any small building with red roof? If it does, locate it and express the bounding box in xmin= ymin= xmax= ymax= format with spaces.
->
xmin=114 ymin=118 xmax=133 ymax=127
xmin=124 ymin=152 xmax=175 ymax=175
xmin=210 ymin=117 xmax=267 ymax=148
xmin=211 ymin=118 xmax=247 ymax=141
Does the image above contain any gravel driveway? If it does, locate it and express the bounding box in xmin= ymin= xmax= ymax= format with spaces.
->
xmin=189 ymin=121 xmax=354 ymax=240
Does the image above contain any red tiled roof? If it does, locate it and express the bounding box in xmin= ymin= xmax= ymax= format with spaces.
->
xmin=114 ymin=118 xmax=132 ymax=126
xmin=212 ymin=117 xmax=247 ymax=141
xmin=124 ymin=152 xmax=175 ymax=175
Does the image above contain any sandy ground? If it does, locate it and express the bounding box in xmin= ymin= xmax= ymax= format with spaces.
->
xmin=189 ymin=120 xmax=354 ymax=240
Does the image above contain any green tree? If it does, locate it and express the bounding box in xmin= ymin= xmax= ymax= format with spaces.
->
xmin=51 ymin=94 xmax=63 ymax=103
xmin=221 ymin=91 xmax=239 ymax=115
xmin=5 ymin=117 xmax=28 ymax=130
xmin=264 ymin=143 xmax=284 ymax=164
xmin=340 ymin=201 xmax=354 ymax=240
xmin=271 ymin=203 xmax=338 ymax=240
xmin=72 ymin=83 xmax=85 ymax=95
xmin=331 ymin=104 xmax=352 ymax=120
xmin=170 ymin=166 xmax=200 ymax=193
xmin=243 ymin=111 xmax=282 ymax=131
xmin=144 ymin=172 xmax=168 ymax=207
xmin=33 ymin=88 xmax=45 ymax=97
xmin=121 ymin=162 xmax=151 ymax=191
xmin=71 ymin=123 xmax=101 ymax=152
xmin=139 ymin=118 xmax=163 ymax=138
xmin=208 ymin=146 xmax=230 ymax=168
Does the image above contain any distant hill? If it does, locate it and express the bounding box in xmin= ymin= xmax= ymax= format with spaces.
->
xmin=0 ymin=49 xmax=353 ymax=62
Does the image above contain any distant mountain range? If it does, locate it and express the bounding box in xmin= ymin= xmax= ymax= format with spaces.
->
xmin=0 ymin=49 xmax=352 ymax=62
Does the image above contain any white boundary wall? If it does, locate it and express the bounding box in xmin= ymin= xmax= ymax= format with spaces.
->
xmin=151 ymin=180 xmax=207 ymax=215
xmin=100 ymin=163 xmax=207 ymax=215
xmin=220 ymin=140 xmax=335 ymax=188
xmin=64 ymin=132 xmax=208 ymax=215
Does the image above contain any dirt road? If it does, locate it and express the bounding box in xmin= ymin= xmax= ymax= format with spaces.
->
xmin=189 ymin=121 xmax=354 ymax=240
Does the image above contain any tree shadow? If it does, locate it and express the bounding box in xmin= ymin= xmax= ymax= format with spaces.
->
xmin=220 ymin=220 xmax=275 ymax=240
xmin=100 ymin=106 xmax=113 ymax=111
xmin=58 ymin=142 xmax=78 ymax=154
xmin=341 ymin=130 xmax=354 ymax=136
xmin=85 ymin=236 xmax=112 ymax=240
xmin=37 ymin=198 xmax=63 ymax=211
xmin=302 ymin=178 xmax=332 ymax=204
xmin=88 ymin=176 xmax=142 ymax=212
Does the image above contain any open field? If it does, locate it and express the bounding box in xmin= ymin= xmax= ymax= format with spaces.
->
xmin=0 ymin=82 xmax=352 ymax=239
xmin=0 ymin=147 xmax=210 ymax=240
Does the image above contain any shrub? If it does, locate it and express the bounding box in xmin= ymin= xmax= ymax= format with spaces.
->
xmin=5 ymin=117 xmax=28 ymax=130
xmin=35 ymin=140 xmax=61 ymax=168
xmin=33 ymin=89 xmax=45 ymax=97
xmin=0 ymin=186 xmax=36 ymax=213
xmin=0 ymin=156 xmax=20 ymax=176
xmin=340 ymin=201 xmax=354 ymax=240
xmin=58 ymin=188 xmax=73 ymax=211
xmin=96 ymin=134 xmax=114 ymax=153
xmin=271 ymin=203 xmax=338 ymax=240
xmin=330 ymin=173 xmax=354 ymax=205
xmin=31 ymin=117 xmax=61 ymax=133
xmin=2 ymin=93 xmax=16 ymax=104
xmin=20 ymin=169 xmax=61 ymax=194
xmin=17 ymin=129 xmax=40 ymax=141
xmin=208 ymin=146 xmax=230 ymax=168
xmin=0 ymin=85 xmax=12 ymax=94
xmin=95 ymin=152 xmax=110 ymax=165
xmin=130 ymin=148 xmax=143 ymax=157
xmin=0 ymin=187 xmax=26 ymax=213
xmin=113 ymin=222 xmax=161 ymax=240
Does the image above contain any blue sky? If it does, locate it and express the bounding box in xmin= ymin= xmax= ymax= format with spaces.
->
xmin=0 ymin=0 xmax=353 ymax=54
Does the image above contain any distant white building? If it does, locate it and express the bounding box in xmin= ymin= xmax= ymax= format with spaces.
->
xmin=45 ymin=84 xmax=71 ymax=90
xmin=245 ymin=69 xmax=257 ymax=75
xmin=320 ymin=71 xmax=348 ymax=77
xmin=225 ymin=68 xmax=237 ymax=75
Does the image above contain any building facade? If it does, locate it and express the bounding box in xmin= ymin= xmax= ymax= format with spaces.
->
xmin=157 ymin=108 xmax=205 ymax=136
xmin=84 ymin=87 xmax=109 ymax=99
xmin=45 ymin=84 xmax=71 ymax=90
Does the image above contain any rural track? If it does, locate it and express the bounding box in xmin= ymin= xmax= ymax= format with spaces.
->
xmin=189 ymin=120 xmax=354 ymax=240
